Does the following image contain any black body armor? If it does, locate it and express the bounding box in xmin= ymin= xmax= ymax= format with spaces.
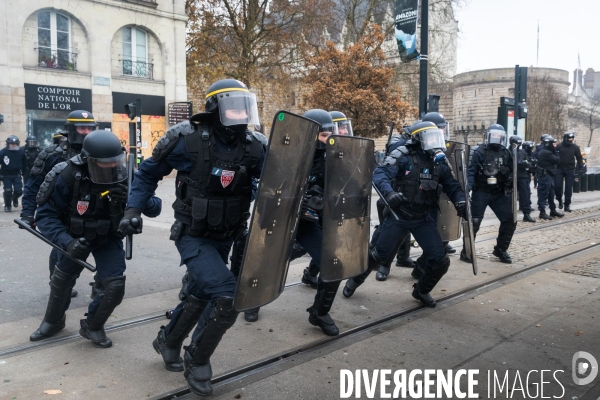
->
xmin=172 ymin=125 xmax=263 ymax=239
xmin=24 ymin=146 xmax=41 ymax=171
xmin=473 ymin=146 xmax=511 ymax=191
xmin=392 ymin=150 xmax=443 ymax=219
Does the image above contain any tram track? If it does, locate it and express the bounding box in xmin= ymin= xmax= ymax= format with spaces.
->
xmin=1 ymin=209 xmax=598 ymax=360
xmin=154 ymin=241 xmax=600 ymax=399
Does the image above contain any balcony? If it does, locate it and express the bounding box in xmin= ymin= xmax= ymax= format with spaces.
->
xmin=35 ymin=47 xmax=78 ymax=71
xmin=123 ymin=0 xmax=158 ymax=8
xmin=120 ymin=59 xmax=154 ymax=80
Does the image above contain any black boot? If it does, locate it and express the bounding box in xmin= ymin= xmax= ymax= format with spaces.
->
xmin=564 ymin=204 xmax=572 ymax=212
xmin=307 ymin=281 xmax=341 ymax=336
xmin=395 ymin=236 xmax=415 ymax=267
xmin=539 ymin=210 xmax=553 ymax=220
xmin=301 ymin=260 xmax=319 ymax=289
xmin=12 ymin=191 xmax=21 ymax=208
xmin=550 ymin=209 xmax=564 ymax=218
xmin=412 ymin=256 xmax=450 ymax=307
xmin=558 ymin=199 xmax=563 ymax=209
xmin=153 ymin=295 xmax=208 ymax=372
xmin=492 ymin=246 xmax=512 ymax=264
xmin=459 ymin=249 xmax=472 ymax=263
xmin=444 ymin=242 xmax=456 ymax=254
xmin=375 ymin=264 xmax=390 ymax=281
xmin=244 ymin=307 xmax=260 ymax=322
xmin=184 ymin=297 xmax=239 ymax=397
xmin=523 ymin=213 xmax=536 ymax=222
xmin=30 ymin=267 xmax=78 ymax=341
xmin=79 ymin=276 xmax=126 ymax=348
xmin=4 ymin=194 xmax=12 ymax=212
xmin=343 ymin=278 xmax=360 ymax=298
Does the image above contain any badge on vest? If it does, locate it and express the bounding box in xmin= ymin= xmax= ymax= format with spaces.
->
xmin=212 ymin=167 xmax=235 ymax=188
xmin=3 ymin=156 xmax=9 ymax=165
xmin=77 ymin=201 xmax=89 ymax=215
xmin=420 ymin=168 xmax=432 ymax=179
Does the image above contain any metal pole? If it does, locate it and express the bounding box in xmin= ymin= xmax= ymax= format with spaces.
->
xmin=514 ymin=65 xmax=519 ymax=138
xmin=418 ymin=0 xmax=429 ymax=117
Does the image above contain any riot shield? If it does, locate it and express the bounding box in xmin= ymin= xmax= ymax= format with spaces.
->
xmin=457 ymin=147 xmax=478 ymax=275
xmin=511 ymin=143 xmax=518 ymax=223
xmin=437 ymin=141 xmax=467 ymax=242
xmin=320 ymin=135 xmax=374 ymax=281
xmin=234 ymin=111 xmax=320 ymax=311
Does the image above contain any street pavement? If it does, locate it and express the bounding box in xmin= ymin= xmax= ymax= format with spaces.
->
xmin=0 ymin=178 xmax=599 ymax=399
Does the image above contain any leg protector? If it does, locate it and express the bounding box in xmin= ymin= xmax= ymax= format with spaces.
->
xmin=154 ymin=295 xmax=208 ymax=371
xmin=496 ymin=221 xmax=517 ymax=252
xmin=307 ymin=281 xmax=341 ymax=336
xmin=472 ymin=218 xmax=482 ymax=238
xmin=12 ymin=190 xmax=22 ymax=208
xmin=418 ymin=255 xmax=451 ymax=294
xmin=3 ymin=191 xmax=12 ymax=212
xmin=178 ymin=271 xmax=190 ymax=301
xmin=229 ymin=229 xmax=248 ymax=278
xmin=30 ymin=266 xmax=78 ymax=341
xmin=80 ymin=276 xmax=125 ymax=347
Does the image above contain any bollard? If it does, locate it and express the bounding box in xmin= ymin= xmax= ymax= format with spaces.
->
xmin=580 ymin=174 xmax=588 ymax=192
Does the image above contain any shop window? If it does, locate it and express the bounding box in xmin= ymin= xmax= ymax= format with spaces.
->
xmin=121 ymin=27 xmax=153 ymax=79
xmin=36 ymin=11 xmax=77 ymax=71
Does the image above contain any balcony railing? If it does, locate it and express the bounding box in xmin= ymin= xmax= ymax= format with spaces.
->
xmin=120 ymin=59 xmax=154 ymax=79
xmin=35 ymin=48 xmax=78 ymax=71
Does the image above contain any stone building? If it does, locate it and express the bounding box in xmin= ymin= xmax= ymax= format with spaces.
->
xmin=0 ymin=0 xmax=187 ymax=160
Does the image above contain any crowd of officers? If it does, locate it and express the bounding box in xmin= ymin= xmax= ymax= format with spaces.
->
xmin=2 ymin=78 xmax=587 ymax=397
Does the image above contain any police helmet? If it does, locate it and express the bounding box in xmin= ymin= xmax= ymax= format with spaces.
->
xmin=522 ymin=141 xmax=534 ymax=153
xmin=81 ymin=130 xmax=127 ymax=184
xmin=563 ymin=131 xmax=575 ymax=146
xmin=6 ymin=135 xmax=20 ymax=147
xmin=509 ymin=135 xmax=522 ymax=148
xmin=422 ymin=112 xmax=449 ymax=140
xmin=329 ymin=111 xmax=353 ymax=136
xmin=53 ymin=129 xmax=68 ymax=145
xmin=540 ymin=133 xmax=550 ymax=142
xmin=204 ymin=79 xmax=260 ymax=127
xmin=65 ymin=110 xmax=97 ymax=146
xmin=408 ymin=121 xmax=445 ymax=154
xmin=304 ymin=109 xmax=338 ymax=150
xmin=542 ymin=135 xmax=557 ymax=149
xmin=485 ymin=124 xmax=507 ymax=148
xmin=26 ymin=136 xmax=38 ymax=148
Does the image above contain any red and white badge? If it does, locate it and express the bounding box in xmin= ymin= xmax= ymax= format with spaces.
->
xmin=82 ymin=112 xmax=88 ymax=118
xmin=77 ymin=201 xmax=89 ymax=215
xmin=221 ymin=170 xmax=235 ymax=188
xmin=3 ymin=156 xmax=9 ymax=165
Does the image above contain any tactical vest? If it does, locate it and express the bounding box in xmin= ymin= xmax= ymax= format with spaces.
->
xmin=172 ymin=127 xmax=263 ymax=239
xmin=0 ymin=148 xmax=24 ymax=174
xmin=46 ymin=162 xmax=126 ymax=244
xmin=393 ymin=151 xmax=443 ymax=218
xmin=24 ymin=147 xmax=41 ymax=171
xmin=474 ymin=146 xmax=510 ymax=191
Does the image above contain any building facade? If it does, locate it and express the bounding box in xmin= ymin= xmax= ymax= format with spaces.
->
xmin=0 ymin=0 xmax=187 ymax=159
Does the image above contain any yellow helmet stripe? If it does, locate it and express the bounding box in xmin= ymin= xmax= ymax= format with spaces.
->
xmin=205 ymin=87 xmax=249 ymax=98
xmin=411 ymin=126 xmax=437 ymax=136
xmin=332 ymin=118 xmax=348 ymax=122
xmin=68 ymin=118 xmax=96 ymax=122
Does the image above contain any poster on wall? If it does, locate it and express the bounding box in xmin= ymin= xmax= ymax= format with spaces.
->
xmin=394 ymin=0 xmax=420 ymax=62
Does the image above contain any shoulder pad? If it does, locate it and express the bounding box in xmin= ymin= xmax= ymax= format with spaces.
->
xmin=250 ymin=131 xmax=268 ymax=147
xmin=152 ymin=121 xmax=195 ymax=161
xmin=389 ymin=134 xmax=403 ymax=146
xmin=383 ymin=155 xmax=397 ymax=166
xmin=70 ymin=154 xmax=85 ymax=165
xmin=30 ymin=145 xmax=63 ymax=176
xmin=36 ymin=162 xmax=69 ymax=206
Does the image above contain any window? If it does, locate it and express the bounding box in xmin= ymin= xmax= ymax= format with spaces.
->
xmin=122 ymin=27 xmax=152 ymax=78
xmin=37 ymin=11 xmax=76 ymax=70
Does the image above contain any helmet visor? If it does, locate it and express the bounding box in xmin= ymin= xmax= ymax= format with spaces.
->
xmin=487 ymin=129 xmax=507 ymax=146
xmin=217 ymin=91 xmax=260 ymax=127
xmin=333 ymin=119 xmax=353 ymax=136
xmin=87 ymin=153 xmax=128 ymax=184
xmin=419 ymin=128 xmax=446 ymax=151
xmin=27 ymin=139 xmax=38 ymax=147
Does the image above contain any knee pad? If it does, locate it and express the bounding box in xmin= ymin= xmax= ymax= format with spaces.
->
xmin=13 ymin=191 xmax=22 ymax=197
xmin=430 ymin=255 xmax=450 ymax=279
xmin=472 ymin=218 xmax=482 ymax=233
xmin=99 ymin=276 xmax=126 ymax=307
xmin=368 ymin=247 xmax=382 ymax=270
xmin=290 ymin=240 xmax=308 ymax=261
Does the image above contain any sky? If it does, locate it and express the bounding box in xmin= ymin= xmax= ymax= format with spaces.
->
xmin=454 ymin=0 xmax=600 ymax=77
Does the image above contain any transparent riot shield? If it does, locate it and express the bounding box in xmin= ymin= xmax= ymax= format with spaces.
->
xmin=511 ymin=143 xmax=518 ymax=223
xmin=234 ymin=111 xmax=320 ymax=311
xmin=437 ymin=141 xmax=466 ymax=242
xmin=457 ymin=146 xmax=478 ymax=275
xmin=320 ymin=135 xmax=374 ymax=282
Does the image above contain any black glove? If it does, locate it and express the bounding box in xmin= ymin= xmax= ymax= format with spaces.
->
xmin=19 ymin=215 xmax=35 ymax=228
xmin=454 ymin=201 xmax=467 ymax=219
xmin=109 ymin=184 xmax=128 ymax=202
xmin=118 ymin=208 xmax=143 ymax=237
xmin=385 ymin=191 xmax=407 ymax=208
xmin=66 ymin=238 xmax=89 ymax=260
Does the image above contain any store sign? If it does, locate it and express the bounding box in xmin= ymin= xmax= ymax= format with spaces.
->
xmin=168 ymin=102 xmax=193 ymax=124
xmin=25 ymin=84 xmax=92 ymax=112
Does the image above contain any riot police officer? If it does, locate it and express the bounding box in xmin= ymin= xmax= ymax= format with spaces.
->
xmin=20 ymin=110 xmax=97 ymax=297
xmin=30 ymin=130 xmax=161 ymax=347
xmin=122 ymin=79 xmax=266 ymax=397
xmin=330 ymin=111 xmax=353 ymax=136
xmin=0 ymin=136 xmax=27 ymax=212
xmin=22 ymin=136 xmax=41 ymax=183
xmin=537 ymin=136 xmax=564 ymax=220
xmin=343 ymin=121 xmax=466 ymax=307
xmin=555 ymin=132 xmax=583 ymax=212
xmin=511 ymin=136 xmax=535 ymax=223
xmin=460 ymin=124 xmax=515 ymax=264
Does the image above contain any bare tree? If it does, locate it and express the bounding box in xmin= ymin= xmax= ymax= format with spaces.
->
xmin=525 ymin=74 xmax=568 ymax=142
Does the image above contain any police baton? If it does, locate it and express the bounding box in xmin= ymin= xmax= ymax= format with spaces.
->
xmin=14 ymin=219 xmax=96 ymax=272
xmin=372 ymin=184 xmax=400 ymax=221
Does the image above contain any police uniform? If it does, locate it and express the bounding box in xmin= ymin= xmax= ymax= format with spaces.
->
xmin=536 ymin=136 xmax=563 ymax=219
xmin=0 ymin=136 xmax=27 ymax=211
xmin=30 ymin=130 xmax=161 ymax=348
xmin=344 ymin=122 xmax=466 ymax=307
xmin=516 ymin=141 xmax=535 ymax=222
xmin=466 ymin=131 xmax=516 ymax=263
xmin=123 ymin=79 xmax=265 ymax=397
xmin=554 ymin=133 xmax=583 ymax=211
